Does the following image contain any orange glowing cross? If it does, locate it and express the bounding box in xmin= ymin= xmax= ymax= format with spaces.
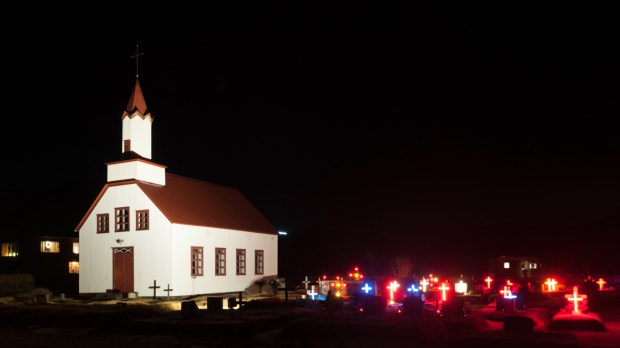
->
xmin=438 ymin=282 xmax=450 ymax=302
xmin=545 ymin=278 xmax=557 ymax=292
xmin=420 ymin=277 xmax=430 ymax=292
xmin=387 ymin=281 xmax=400 ymax=303
xmin=506 ymin=280 xmax=513 ymax=286
xmin=484 ymin=276 xmax=493 ymax=288
xmin=565 ymin=286 xmax=587 ymax=314
xmin=596 ymin=278 xmax=606 ymax=291
xmin=500 ymin=285 xmax=511 ymax=297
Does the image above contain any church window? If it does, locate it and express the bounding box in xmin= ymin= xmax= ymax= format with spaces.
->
xmin=215 ymin=248 xmax=226 ymax=275
xmin=236 ymin=249 xmax=246 ymax=275
xmin=97 ymin=214 xmax=109 ymax=233
xmin=191 ymin=246 xmax=203 ymax=276
xmin=73 ymin=242 xmax=79 ymax=254
xmin=115 ymin=207 xmax=130 ymax=232
xmin=136 ymin=210 xmax=149 ymax=230
xmin=124 ymin=139 xmax=131 ymax=153
xmin=40 ymin=241 xmax=60 ymax=253
xmin=68 ymin=261 xmax=79 ymax=274
xmin=255 ymin=250 xmax=264 ymax=275
xmin=1 ymin=243 xmax=19 ymax=257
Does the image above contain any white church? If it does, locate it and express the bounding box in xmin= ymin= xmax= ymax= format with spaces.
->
xmin=75 ymin=76 xmax=278 ymax=297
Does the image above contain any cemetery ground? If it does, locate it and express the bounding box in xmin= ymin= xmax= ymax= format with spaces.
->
xmin=0 ymin=290 xmax=619 ymax=347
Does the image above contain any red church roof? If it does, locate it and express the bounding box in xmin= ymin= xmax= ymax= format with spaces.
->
xmin=75 ymin=173 xmax=277 ymax=235
xmin=125 ymin=78 xmax=148 ymax=115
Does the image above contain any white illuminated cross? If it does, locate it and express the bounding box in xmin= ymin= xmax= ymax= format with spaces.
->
xmin=420 ymin=277 xmax=430 ymax=292
xmin=565 ymin=286 xmax=587 ymax=314
xmin=438 ymin=282 xmax=450 ymax=302
xmin=387 ymin=281 xmax=400 ymax=303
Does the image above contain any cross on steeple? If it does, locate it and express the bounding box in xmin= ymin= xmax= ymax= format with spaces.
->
xmin=131 ymin=44 xmax=144 ymax=78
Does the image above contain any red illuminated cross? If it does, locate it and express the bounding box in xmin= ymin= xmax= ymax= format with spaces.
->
xmin=485 ymin=276 xmax=493 ymax=289
xmin=438 ymin=282 xmax=450 ymax=302
xmin=596 ymin=278 xmax=606 ymax=291
xmin=387 ymin=281 xmax=399 ymax=303
xmin=420 ymin=277 xmax=430 ymax=292
xmin=545 ymin=278 xmax=557 ymax=292
xmin=565 ymin=286 xmax=587 ymax=314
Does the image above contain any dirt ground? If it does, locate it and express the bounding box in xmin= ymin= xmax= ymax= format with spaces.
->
xmin=1 ymin=293 xmax=619 ymax=347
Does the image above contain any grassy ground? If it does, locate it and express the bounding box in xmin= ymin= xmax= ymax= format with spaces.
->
xmin=0 ymin=292 xmax=619 ymax=347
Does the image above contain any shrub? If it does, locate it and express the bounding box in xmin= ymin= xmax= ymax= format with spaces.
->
xmin=0 ymin=274 xmax=35 ymax=296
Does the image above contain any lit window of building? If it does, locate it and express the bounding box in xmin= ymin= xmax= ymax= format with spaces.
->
xmin=68 ymin=261 xmax=79 ymax=274
xmin=40 ymin=241 xmax=60 ymax=253
xmin=73 ymin=242 xmax=80 ymax=254
xmin=1 ymin=243 xmax=19 ymax=257
xmin=503 ymin=262 xmax=510 ymax=269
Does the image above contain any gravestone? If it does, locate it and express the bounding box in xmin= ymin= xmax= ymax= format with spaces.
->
xmin=181 ymin=300 xmax=200 ymax=319
xmin=402 ymin=296 xmax=424 ymax=317
xmin=207 ymin=296 xmax=224 ymax=311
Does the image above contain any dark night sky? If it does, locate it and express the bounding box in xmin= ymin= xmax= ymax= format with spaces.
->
xmin=3 ymin=4 xmax=620 ymax=278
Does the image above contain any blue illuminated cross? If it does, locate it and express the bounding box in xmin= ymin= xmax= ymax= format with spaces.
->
xmin=407 ymin=284 xmax=419 ymax=294
xmin=361 ymin=283 xmax=373 ymax=294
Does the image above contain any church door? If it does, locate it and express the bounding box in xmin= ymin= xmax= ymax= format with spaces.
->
xmin=113 ymin=247 xmax=134 ymax=293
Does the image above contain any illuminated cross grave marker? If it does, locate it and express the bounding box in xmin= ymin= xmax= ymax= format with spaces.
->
xmin=308 ymin=285 xmax=317 ymax=300
xmin=455 ymin=280 xmax=467 ymax=294
xmin=420 ymin=277 xmax=430 ymax=292
xmin=597 ymin=278 xmax=606 ymax=291
xmin=387 ymin=281 xmax=400 ymax=304
xmin=438 ymin=282 xmax=450 ymax=302
xmin=361 ymin=283 xmax=373 ymax=294
xmin=485 ymin=276 xmax=493 ymax=289
xmin=500 ymin=286 xmax=511 ymax=298
xmin=565 ymin=286 xmax=587 ymax=315
xmin=302 ymin=276 xmax=311 ymax=290
xmin=545 ymin=278 xmax=557 ymax=292
xmin=407 ymin=284 xmax=419 ymax=294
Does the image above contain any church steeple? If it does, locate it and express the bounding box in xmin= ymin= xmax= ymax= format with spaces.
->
xmin=107 ymin=46 xmax=166 ymax=186
xmin=121 ymin=45 xmax=153 ymax=160
xmin=126 ymin=78 xmax=148 ymax=115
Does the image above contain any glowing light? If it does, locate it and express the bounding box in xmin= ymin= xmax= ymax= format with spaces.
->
xmin=565 ymin=286 xmax=587 ymax=314
xmin=387 ymin=281 xmax=400 ymax=304
xmin=500 ymin=286 xmax=510 ymax=297
xmin=484 ymin=276 xmax=493 ymax=289
xmin=596 ymin=278 xmax=606 ymax=291
xmin=438 ymin=282 xmax=450 ymax=302
xmin=278 ymin=231 xmax=287 ymax=235
xmin=407 ymin=284 xmax=419 ymax=294
xmin=506 ymin=280 xmax=513 ymax=287
xmin=361 ymin=283 xmax=373 ymax=294
xmin=455 ymin=280 xmax=467 ymax=294
xmin=355 ymin=267 xmax=359 ymax=271
xmin=336 ymin=291 xmax=341 ymax=297
xmin=545 ymin=278 xmax=558 ymax=292
xmin=420 ymin=277 xmax=430 ymax=292
xmin=308 ymin=285 xmax=317 ymax=300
